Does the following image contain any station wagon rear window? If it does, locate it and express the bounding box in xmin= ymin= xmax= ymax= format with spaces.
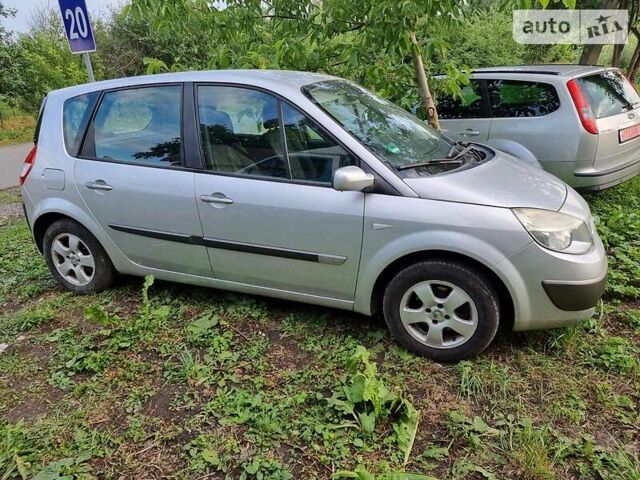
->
xmin=576 ymin=71 xmax=640 ymax=119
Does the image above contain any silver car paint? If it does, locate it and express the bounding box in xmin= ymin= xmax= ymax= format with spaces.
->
xmin=22 ymin=70 xmax=607 ymax=332
xmin=440 ymin=65 xmax=640 ymax=190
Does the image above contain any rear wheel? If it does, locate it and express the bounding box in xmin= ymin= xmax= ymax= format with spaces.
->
xmin=43 ymin=219 xmax=116 ymax=294
xmin=382 ymin=259 xmax=499 ymax=362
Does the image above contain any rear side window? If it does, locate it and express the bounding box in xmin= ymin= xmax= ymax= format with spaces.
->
xmin=82 ymin=86 xmax=183 ymax=167
xmin=487 ymin=80 xmax=560 ymax=117
xmin=63 ymin=93 xmax=98 ymax=156
xmin=437 ymin=81 xmax=486 ymax=119
xmin=575 ymin=70 xmax=640 ymax=119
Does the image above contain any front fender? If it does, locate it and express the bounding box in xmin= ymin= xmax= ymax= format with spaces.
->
xmin=354 ymin=228 xmax=529 ymax=316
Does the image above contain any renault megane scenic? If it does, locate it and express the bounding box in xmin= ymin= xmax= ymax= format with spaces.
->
xmin=20 ymin=70 xmax=607 ymax=361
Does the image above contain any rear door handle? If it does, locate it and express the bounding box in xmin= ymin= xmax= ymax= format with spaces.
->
xmin=200 ymin=193 xmax=234 ymax=205
xmin=85 ymin=181 xmax=113 ymax=191
xmin=460 ymin=129 xmax=480 ymax=137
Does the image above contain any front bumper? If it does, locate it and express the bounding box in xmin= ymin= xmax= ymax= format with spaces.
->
xmin=542 ymin=270 xmax=607 ymax=311
xmin=494 ymin=234 xmax=607 ymax=332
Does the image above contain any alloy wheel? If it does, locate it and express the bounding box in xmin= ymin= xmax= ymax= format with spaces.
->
xmin=51 ymin=233 xmax=95 ymax=286
xmin=399 ymin=280 xmax=478 ymax=349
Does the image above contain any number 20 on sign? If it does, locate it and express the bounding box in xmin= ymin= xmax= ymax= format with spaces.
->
xmin=58 ymin=0 xmax=96 ymax=53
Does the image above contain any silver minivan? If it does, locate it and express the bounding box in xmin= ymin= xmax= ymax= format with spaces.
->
xmin=431 ymin=65 xmax=640 ymax=190
xmin=20 ymin=70 xmax=607 ymax=361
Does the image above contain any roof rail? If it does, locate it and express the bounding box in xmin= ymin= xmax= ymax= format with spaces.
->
xmin=471 ymin=70 xmax=560 ymax=75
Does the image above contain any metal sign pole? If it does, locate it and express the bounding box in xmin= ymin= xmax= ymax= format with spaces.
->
xmin=82 ymin=53 xmax=95 ymax=83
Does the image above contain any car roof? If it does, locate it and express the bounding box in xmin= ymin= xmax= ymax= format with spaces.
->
xmin=48 ymin=69 xmax=338 ymax=100
xmin=470 ymin=64 xmax=609 ymax=78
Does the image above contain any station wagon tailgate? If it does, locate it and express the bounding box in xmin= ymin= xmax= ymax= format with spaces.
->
xmin=577 ymin=70 xmax=640 ymax=175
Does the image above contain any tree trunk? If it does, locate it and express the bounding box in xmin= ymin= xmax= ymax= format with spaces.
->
xmin=579 ymin=0 xmax=617 ymax=65
xmin=612 ymin=43 xmax=624 ymax=68
xmin=628 ymin=28 xmax=640 ymax=81
xmin=410 ymin=32 xmax=440 ymax=131
xmin=579 ymin=45 xmax=603 ymax=65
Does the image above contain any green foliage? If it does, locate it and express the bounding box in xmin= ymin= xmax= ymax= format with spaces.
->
xmin=587 ymin=177 xmax=640 ymax=298
xmin=0 ymin=422 xmax=36 ymax=479
xmin=33 ymin=452 xmax=93 ymax=480
xmin=333 ymin=465 xmax=435 ymax=480
xmin=328 ymin=346 xmax=419 ymax=464
xmin=586 ymin=336 xmax=639 ymax=374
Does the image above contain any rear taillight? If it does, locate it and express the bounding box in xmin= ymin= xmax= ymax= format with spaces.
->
xmin=567 ymin=79 xmax=599 ymax=135
xmin=19 ymin=145 xmax=37 ymax=186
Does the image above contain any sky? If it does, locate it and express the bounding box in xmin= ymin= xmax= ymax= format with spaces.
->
xmin=2 ymin=0 xmax=124 ymax=34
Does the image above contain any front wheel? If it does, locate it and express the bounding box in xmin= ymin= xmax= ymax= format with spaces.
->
xmin=382 ymin=260 xmax=500 ymax=362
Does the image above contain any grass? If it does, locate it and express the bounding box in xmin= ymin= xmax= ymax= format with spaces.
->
xmin=0 ymin=178 xmax=639 ymax=479
xmin=0 ymin=110 xmax=35 ymax=146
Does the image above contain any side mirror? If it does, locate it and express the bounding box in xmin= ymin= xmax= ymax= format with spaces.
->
xmin=333 ymin=166 xmax=375 ymax=192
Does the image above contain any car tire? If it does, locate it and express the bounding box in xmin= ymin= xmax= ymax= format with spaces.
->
xmin=382 ymin=259 xmax=500 ymax=362
xmin=43 ymin=219 xmax=116 ymax=294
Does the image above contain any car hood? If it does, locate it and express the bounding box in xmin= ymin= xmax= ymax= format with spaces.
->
xmin=402 ymin=153 xmax=568 ymax=211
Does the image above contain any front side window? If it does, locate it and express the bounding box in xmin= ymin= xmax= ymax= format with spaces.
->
xmin=84 ymin=86 xmax=182 ymax=167
xmin=197 ymin=85 xmax=288 ymax=179
xmin=281 ymin=104 xmax=356 ymax=183
xmin=197 ymin=85 xmax=355 ymax=184
xmin=576 ymin=70 xmax=640 ymax=119
xmin=303 ymin=80 xmax=453 ymax=173
xmin=63 ymin=92 xmax=98 ymax=156
xmin=487 ymin=80 xmax=560 ymax=118
xmin=437 ymin=81 xmax=486 ymax=119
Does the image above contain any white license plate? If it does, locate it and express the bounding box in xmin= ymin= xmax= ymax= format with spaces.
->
xmin=619 ymin=123 xmax=640 ymax=143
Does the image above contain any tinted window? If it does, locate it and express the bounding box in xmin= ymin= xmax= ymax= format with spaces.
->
xmin=281 ymin=104 xmax=356 ymax=183
xmin=487 ymin=80 xmax=560 ymax=117
xmin=85 ymin=86 xmax=182 ymax=167
xmin=437 ymin=81 xmax=486 ymax=119
xmin=63 ymin=92 xmax=97 ymax=156
xmin=577 ymin=70 xmax=640 ymax=119
xmin=197 ymin=86 xmax=288 ymax=179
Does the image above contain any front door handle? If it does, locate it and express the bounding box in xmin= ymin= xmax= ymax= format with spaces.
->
xmin=200 ymin=193 xmax=234 ymax=205
xmin=460 ymin=129 xmax=480 ymax=137
xmin=85 ymin=180 xmax=113 ymax=191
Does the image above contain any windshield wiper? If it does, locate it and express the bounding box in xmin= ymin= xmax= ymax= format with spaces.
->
xmin=446 ymin=141 xmax=484 ymax=162
xmin=396 ymin=141 xmax=484 ymax=171
xmin=395 ymin=158 xmax=465 ymax=171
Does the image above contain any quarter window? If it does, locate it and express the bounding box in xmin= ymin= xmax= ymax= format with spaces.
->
xmin=84 ymin=86 xmax=183 ymax=167
xmin=487 ymin=80 xmax=560 ymax=118
xmin=437 ymin=81 xmax=486 ymax=119
xmin=63 ymin=92 xmax=98 ymax=156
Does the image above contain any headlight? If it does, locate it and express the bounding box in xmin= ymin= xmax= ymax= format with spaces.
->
xmin=512 ymin=208 xmax=593 ymax=254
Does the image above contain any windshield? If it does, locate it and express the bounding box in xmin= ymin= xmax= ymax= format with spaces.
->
xmin=303 ymin=80 xmax=454 ymax=172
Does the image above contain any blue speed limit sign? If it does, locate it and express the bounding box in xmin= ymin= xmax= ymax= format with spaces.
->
xmin=58 ymin=0 xmax=96 ymax=53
